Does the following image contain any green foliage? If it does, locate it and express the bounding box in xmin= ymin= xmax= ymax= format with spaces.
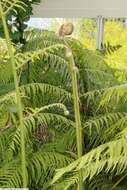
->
xmin=52 ymin=138 xmax=127 ymax=189
xmin=1 ymin=11 xmax=127 ymax=189
xmin=0 ymin=0 xmax=41 ymax=43
xmin=100 ymin=42 xmax=122 ymax=55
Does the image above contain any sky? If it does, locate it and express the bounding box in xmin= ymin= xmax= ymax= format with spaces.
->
xmin=27 ymin=18 xmax=52 ymax=29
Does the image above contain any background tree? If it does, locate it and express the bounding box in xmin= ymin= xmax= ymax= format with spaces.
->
xmin=0 ymin=0 xmax=41 ymax=44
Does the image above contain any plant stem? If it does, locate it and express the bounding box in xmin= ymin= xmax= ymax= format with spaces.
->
xmin=111 ymin=173 xmax=127 ymax=190
xmin=66 ymin=48 xmax=83 ymax=190
xmin=0 ymin=5 xmax=27 ymax=187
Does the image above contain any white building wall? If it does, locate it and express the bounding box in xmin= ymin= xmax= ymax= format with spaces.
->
xmin=33 ymin=0 xmax=127 ymax=18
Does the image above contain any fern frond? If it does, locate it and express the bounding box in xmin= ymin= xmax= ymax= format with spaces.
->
xmin=0 ymin=63 xmax=13 ymax=83
xmin=0 ymin=105 xmax=9 ymax=128
xmin=0 ymin=0 xmax=26 ymax=15
xmin=84 ymin=112 xmax=127 ymax=135
xmin=80 ymin=88 xmax=103 ymax=105
xmin=92 ymin=113 xmax=127 ymax=147
xmin=52 ymin=138 xmax=127 ymax=189
xmin=83 ymin=112 xmax=127 ymax=147
xmin=99 ymin=83 xmax=127 ymax=108
xmin=9 ymin=111 xmax=73 ymax=152
xmin=15 ymin=44 xmax=67 ymax=70
xmin=0 ymin=150 xmax=73 ymax=188
xmin=21 ymin=83 xmax=72 ymax=104
xmin=24 ymin=29 xmax=65 ymax=51
xmin=0 ymin=163 xmax=23 ymax=188
xmin=0 ymin=39 xmax=14 ymax=83
xmin=84 ymin=68 xmax=116 ymax=88
xmin=101 ymin=42 xmax=122 ymax=55
xmin=81 ymin=83 xmax=127 ymax=109
xmin=0 ymin=83 xmax=72 ymax=106
xmin=28 ymin=151 xmax=73 ymax=186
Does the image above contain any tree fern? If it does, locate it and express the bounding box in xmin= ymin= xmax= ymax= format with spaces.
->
xmin=0 ymin=13 xmax=127 ymax=189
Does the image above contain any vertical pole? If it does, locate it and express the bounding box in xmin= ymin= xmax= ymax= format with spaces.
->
xmin=96 ymin=16 xmax=104 ymax=50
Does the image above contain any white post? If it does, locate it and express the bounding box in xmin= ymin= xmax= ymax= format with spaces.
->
xmin=96 ymin=16 xmax=104 ymax=50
